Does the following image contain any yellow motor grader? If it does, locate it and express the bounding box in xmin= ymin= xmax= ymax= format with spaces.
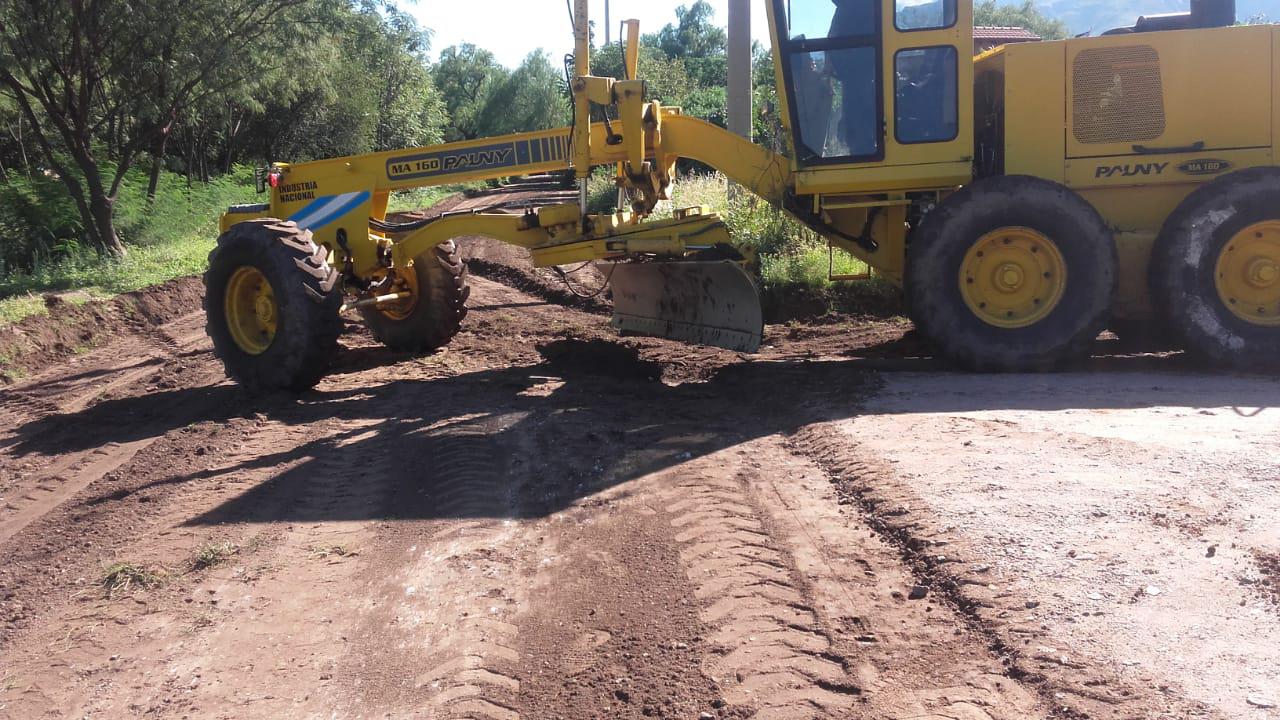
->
xmin=207 ymin=0 xmax=1279 ymax=393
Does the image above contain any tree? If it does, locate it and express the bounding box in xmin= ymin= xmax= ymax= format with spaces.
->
xmin=435 ymin=44 xmax=507 ymax=141
xmin=236 ymin=3 xmax=445 ymax=164
xmin=974 ymin=0 xmax=1069 ymax=40
xmin=474 ymin=52 xmax=567 ymax=138
xmin=650 ymin=1 xmax=728 ymax=60
xmin=0 ymin=0 xmax=310 ymax=256
xmin=591 ymin=43 xmax=692 ymax=107
xmin=345 ymin=4 xmax=446 ymax=151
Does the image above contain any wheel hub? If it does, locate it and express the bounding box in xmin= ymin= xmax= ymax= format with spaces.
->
xmin=960 ymin=228 xmax=1067 ymax=329
xmin=224 ymin=266 xmax=278 ymax=355
xmin=255 ymin=295 xmax=276 ymax=325
xmin=1247 ymin=258 xmax=1278 ymax=288
xmin=995 ymin=263 xmax=1026 ymax=292
xmin=1216 ymin=221 xmax=1280 ymax=326
xmin=378 ymin=262 xmax=420 ymax=321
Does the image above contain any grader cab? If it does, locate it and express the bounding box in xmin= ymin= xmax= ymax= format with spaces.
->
xmin=206 ymin=0 xmax=1279 ymax=393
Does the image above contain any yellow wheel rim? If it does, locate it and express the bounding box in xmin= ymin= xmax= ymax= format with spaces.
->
xmin=224 ymin=266 xmax=278 ymax=355
xmin=379 ymin=262 xmax=419 ymax=321
xmin=1215 ymin=221 xmax=1280 ymax=326
xmin=960 ymin=227 xmax=1068 ymax=329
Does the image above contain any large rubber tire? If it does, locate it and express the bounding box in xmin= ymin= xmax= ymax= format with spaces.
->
xmin=1150 ymin=167 xmax=1280 ymax=368
xmin=359 ymin=240 xmax=470 ymax=353
xmin=906 ymin=175 xmax=1117 ymax=371
xmin=204 ymin=219 xmax=342 ymax=394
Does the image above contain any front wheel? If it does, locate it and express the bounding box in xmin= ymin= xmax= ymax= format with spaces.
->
xmin=359 ymin=240 xmax=470 ymax=353
xmin=204 ymin=219 xmax=343 ymax=394
xmin=906 ymin=176 xmax=1117 ymax=371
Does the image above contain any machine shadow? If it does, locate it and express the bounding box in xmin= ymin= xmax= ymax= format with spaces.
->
xmin=7 ymin=337 xmax=1276 ymax=527
xmin=188 ymin=339 xmax=1280 ymax=526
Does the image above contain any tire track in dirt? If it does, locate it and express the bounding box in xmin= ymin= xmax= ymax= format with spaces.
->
xmin=0 ymin=310 xmax=207 ymax=421
xmin=413 ymin=418 xmax=526 ymax=720
xmin=340 ymin=410 xmax=539 ymax=720
xmin=660 ymin=461 xmax=861 ymax=718
xmin=0 ymin=310 xmax=215 ymax=545
xmin=0 ymin=407 xmax=411 ymax=717
xmin=786 ymin=422 xmax=1223 ymax=720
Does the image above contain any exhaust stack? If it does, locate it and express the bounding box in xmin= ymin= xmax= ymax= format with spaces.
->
xmin=1190 ymin=0 xmax=1236 ymax=28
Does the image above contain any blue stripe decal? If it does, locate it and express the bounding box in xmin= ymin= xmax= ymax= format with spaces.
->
xmin=286 ymin=195 xmax=333 ymax=222
xmin=291 ymin=191 xmax=370 ymax=231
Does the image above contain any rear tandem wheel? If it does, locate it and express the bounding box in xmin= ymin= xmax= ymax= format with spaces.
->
xmin=906 ymin=175 xmax=1118 ymax=371
xmin=1150 ymin=167 xmax=1280 ymax=368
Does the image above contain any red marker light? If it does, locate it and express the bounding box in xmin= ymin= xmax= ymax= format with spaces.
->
xmin=268 ymin=172 xmax=281 ymax=188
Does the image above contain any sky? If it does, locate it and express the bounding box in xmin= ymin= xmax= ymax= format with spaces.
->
xmin=410 ymin=0 xmax=773 ymax=67
xmin=409 ymin=0 xmax=1280 ymax=68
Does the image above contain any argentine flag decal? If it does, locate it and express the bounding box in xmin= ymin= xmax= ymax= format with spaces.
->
xmin=287 ymin=191 xmax=371 ymax=231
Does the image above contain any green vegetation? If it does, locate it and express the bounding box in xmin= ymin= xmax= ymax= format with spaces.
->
xmin=667 ymin=175 xmax=866 ymax=285
xmin=5 ymin=0 xmax=1087 ymax=325
xmin=192 ymin=542 xmax=239 ymax=571
xmin=0 ymin=166 xmax=254 ymax=324
xmin=386 ymin=183 xmax=485 ymax=215
xmin=101 ymin=561 xmax=164 ymax=597
xmin=975 ymin=1 xmax=1070 ymax=39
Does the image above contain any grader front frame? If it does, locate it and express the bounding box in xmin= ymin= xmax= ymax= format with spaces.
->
xmin=206 ymin=0 xmax=1280 ymax=393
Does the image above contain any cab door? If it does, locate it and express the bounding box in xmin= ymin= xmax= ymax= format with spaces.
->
xmin=884 ymin=0 xmax=972 ymax=166
xmin=770 ymin=0 xmax=972 ymax=171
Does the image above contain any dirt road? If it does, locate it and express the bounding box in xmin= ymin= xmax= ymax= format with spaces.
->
xmin=1 ymin=185 xmax=1277 ymax=719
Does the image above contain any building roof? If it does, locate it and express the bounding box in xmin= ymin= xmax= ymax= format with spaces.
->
xmin=973 ymin=26 xmax=1042 ymax=42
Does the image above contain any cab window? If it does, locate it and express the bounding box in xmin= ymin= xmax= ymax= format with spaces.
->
xmin=895 ymin=0 xmax=957 ymax=31
xmin=895 ymin=46 xmax=958 ymax=143
xmin=778 ymin=0 xmax=883 ymax=162
xmin=787 ymin=0 xmax=876 ymax=41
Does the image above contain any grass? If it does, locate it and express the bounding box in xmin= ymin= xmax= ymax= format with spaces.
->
xmin=634 ymin=174 xmax=898 ymax=317
xmin=0 ymin=166 xmax=257 ymax=326
xmin=602 ymin=172 xmax=874 ymax=287
xmin=386 ymin=182 xmax=484 ymax=215
xmin=310 ymin=544 xmax=357 ymax=559
xmin=101 ymin=561 xmax=164 ymax=597
xmin=0 ymin=165 xmax=895 ymax=327
xmin=192 ymin=542 xmax=239 ymax=571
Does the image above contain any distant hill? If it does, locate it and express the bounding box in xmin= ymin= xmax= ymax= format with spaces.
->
xmin=1016 ymin=0 xmax=1274 ymax=35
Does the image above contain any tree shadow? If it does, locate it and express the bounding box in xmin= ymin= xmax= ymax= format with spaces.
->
xmin=6 ymin=336 xmax=1277 ymax=528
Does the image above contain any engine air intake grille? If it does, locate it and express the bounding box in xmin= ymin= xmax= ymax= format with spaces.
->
xmin=1072 ymin=45 xmax=1166 ymax=145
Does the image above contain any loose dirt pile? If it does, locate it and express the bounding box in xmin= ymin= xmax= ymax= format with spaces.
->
xmin=0 ymin=277 xmax=205 ymax=383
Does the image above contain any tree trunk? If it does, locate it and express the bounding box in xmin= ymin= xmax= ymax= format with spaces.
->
xmin=185 ymin=132 xmax=194 ymax=188
xmin=88 ymin=187 xmax=126 ymax=257
xmin=146 ymin=131 xmax=169 ymax=204
xmin=66 ymin=145 xmax=127 ymax=258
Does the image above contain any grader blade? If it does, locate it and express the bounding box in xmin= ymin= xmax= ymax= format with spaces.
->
xmin=608 ymin=261 xmax=763 ymax=353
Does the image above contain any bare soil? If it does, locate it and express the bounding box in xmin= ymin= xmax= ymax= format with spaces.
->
xmin=0 ymin=277 xmax=206 ymax=383
xmin=1 ymin=183 xmax=1275 ymax=720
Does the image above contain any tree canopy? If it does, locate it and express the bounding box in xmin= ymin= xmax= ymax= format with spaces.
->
xmin=975 ymin=0 xmax=1070 ymax=40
